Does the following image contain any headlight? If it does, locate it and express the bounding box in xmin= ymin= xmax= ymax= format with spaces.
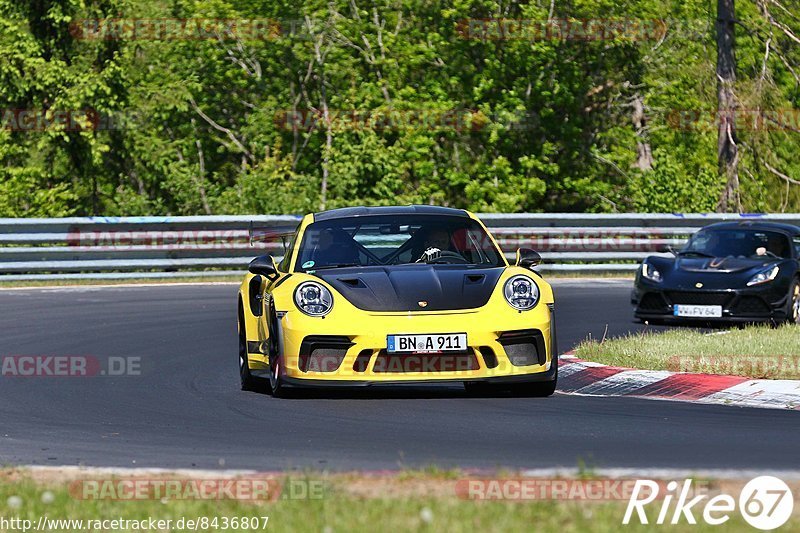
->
xmin=503 ymin=275 xmax=540 ymax=311
xmin=641 ymin=262 xmax=663 ymax=282
xmin=747 ymin=265 xmax=779 ymax=286
xmin=294 ymin=281 xmax=333 ymax=316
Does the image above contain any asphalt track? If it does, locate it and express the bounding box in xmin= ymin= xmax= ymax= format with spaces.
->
xmin=0 ymin=280 xmax=797 ymax=471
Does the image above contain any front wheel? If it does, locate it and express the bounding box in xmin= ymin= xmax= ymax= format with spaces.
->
xmin=464 ymin=377 xmax=557 ymax=397
xmin=788 ymin=279 xmax=800 ymax=325
xmin=508 ymin=378 xmax=557 ymax=397
xmin=267 ymin=308 xmax=288 ymax=398
xmin=268 ymin=352 xmax=287 ymax=398
xmin=239 ymin=305 xmax=268 ymax=393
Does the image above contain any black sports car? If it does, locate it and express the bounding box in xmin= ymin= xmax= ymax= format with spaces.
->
xmin=632 ymin=221 xmax=800 ymax=324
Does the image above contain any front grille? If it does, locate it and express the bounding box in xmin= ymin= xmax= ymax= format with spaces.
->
xmin=733 ymin=296 xmax=771 ymax=315
xmin=372 ymin=351 xmax=479 ymax=373
xmin=638 ymin=293 xmax=669 ymax=311
xmin=498 ymin=329 xmax=547 ymax=366
xmin=666 ymin=291 xmax=732 ymax=306
xmin=299 ymin=335 xmax=353 ymax=372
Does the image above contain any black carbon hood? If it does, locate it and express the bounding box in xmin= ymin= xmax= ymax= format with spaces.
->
xmin=314 ymin=265 xmax=505 ymax=312
xmin=644 ymin=255 xmax=793 ymax=290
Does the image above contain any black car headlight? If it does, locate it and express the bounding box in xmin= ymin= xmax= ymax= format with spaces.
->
xmin=641 ymin=262 xmax=663 ymax=283
xmin=747 ymin=265 xmax=779 ymax=286
xmin=503 ymin=275 xmax=540 ymax=311
xmin=294 ymin=281 xmax=333 ymax=316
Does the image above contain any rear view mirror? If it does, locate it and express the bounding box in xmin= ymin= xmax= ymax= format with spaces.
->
xmin=516 ymin=248 xmax=541 ymax=269
xmin=248 ymin=254 xmax=278 ymax=279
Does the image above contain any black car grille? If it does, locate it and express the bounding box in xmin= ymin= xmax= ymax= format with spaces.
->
xmin=638 ymin=293 xmax=669 ymax=311
xmin=497 ymin=329 xmax=547 ymax=367
xmin=298 ymin=335 xmax=353 ymax=372
xmin=666 ymin=291 xmax=733 ymax=306
xmin=732 ymin=296 xmax=771 ymax=315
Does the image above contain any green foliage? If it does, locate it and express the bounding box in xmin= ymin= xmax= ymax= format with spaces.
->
xmin=0 ymin=0 xmax=798 ymax=216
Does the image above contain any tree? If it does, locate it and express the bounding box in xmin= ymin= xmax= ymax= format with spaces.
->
xmin=717 ymin=0 xmax=740 ymax=212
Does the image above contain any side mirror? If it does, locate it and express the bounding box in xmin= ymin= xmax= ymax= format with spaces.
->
xmin=516 ymin=248 xmax=541 ymax=269
xmin=248 ymin=254 xmax=278 ymax=279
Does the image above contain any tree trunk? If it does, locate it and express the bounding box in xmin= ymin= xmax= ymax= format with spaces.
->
xmin=717 ymin=0 xmax=740 ymax=212
xmin=631 ymin=93 xmax=653 ymax=171
xmin=314 ymin=38 xmax=331 ymax=212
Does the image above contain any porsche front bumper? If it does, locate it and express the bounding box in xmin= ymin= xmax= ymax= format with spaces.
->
xmin=250 ymin=303 xmax=556 ymax=385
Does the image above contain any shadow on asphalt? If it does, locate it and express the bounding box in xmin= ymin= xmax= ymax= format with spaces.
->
xmin=245 ymin=385 xmax=556 ymax=400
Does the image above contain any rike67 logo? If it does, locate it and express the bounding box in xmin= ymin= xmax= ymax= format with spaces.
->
xmin=624 ymin=476 xmax=794 ymax=530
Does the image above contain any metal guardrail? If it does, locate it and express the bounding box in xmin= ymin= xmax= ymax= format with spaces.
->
xmin=1 ymin=213 xmax=799 ymax=280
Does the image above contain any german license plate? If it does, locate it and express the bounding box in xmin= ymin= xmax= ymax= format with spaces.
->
xmin=386 ymin=333 xmax=467 ymax=354
xmin=673 ymin=304 xmax=722 ymax=318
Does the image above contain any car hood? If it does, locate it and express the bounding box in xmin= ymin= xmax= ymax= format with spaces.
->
xmin=642 ymin=255 xmax=787 ymax=290
xmin=675 ymin=256 xmax=777 ymax=274
xmin=314 ymin=265 xmax=505 ymax=312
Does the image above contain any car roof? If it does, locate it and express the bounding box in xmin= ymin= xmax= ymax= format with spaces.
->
xmin=702 ymin=221 xmax=800 ymax=235
xmin=313 ymin=205 xmax=469 ymax=222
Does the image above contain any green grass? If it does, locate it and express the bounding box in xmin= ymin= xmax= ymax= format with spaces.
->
xmin=574 ymin=324 xmax=800 ymax=379
xmin=0 ymin=475 xmax=792 ymax=532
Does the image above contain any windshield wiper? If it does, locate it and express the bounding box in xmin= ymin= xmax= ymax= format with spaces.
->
xmin=677 ymin=250 xmax=715 ymax=258
xmin=309 ymin=263 xmax=363 ymax=271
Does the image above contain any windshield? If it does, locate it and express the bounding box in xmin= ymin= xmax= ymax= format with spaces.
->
xmin=682 ymin=229 xmax=791 ymax=259
xmin=294 ymin=215 xmax=505 ymax=271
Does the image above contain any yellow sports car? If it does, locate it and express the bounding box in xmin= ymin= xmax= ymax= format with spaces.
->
xmin=237 ymin=206 xmax=557 ymax=397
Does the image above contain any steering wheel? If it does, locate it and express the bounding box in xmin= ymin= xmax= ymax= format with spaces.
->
xmin=429 ymin=250 xmax=470 ymax=264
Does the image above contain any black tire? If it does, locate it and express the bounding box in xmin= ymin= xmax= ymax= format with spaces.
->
xmin=466 ymin=349 xmax=559 ymax=398
xmin=510 ymin=351 xmax=559 ymax=397
xmin=464 ymin=378 xmax=557 ymax=397
xmin=268 ymin=353 xmax=287 ymax=398
xmin=267 ymin=307 xmax=287 ymax=398
xmin=788 ymin=279 xmax=800 ymax=325
xmin=238 ymin=302 xmax=268 ymax=393
xmin=508 ymin=378 xmax=557 ymax=398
